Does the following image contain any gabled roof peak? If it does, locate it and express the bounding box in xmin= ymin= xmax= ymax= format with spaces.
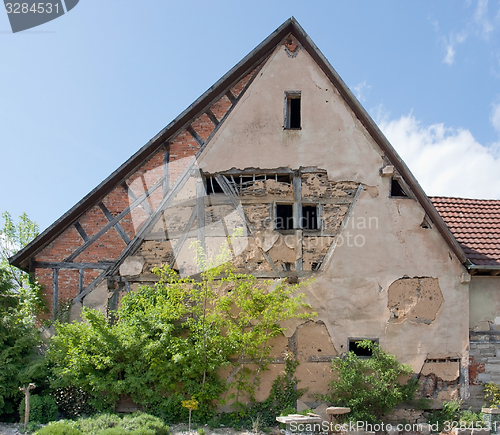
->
xmin=10 ymin=18 xmax=467 ymax=271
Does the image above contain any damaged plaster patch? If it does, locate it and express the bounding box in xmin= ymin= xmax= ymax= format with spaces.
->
xmin=255 ymin=229 xmax=279 ymax=252
xmin=388 ymin=277 xmax=443 ymax=324
xmin=119 ymin=256 xmax=145 ymax=277
xmin=421 ymin=361 xmax=460 ymax=382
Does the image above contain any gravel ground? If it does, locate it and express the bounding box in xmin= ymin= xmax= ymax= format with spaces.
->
xmin=0 ymin=423 xmax=23 ymax=435
xmin=0 ymin=422 xmax=281 ymax=435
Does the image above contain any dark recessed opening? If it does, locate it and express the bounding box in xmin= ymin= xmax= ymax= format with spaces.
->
xmin=289 ymin=98 xmax=301 ymax=128
xmin=206 ymin=177 xmax=224 ymax=194
xmin=285 ymin=93 xmax=301 ymax=129
xmin=302 ymin=205 xmax=318 ymax=229
xmin=277 ymin=174 xmax=292 ymax=184
xmin=348 ymin=339 xmax=377 ymax=357
xmin=276 ymin=204 xmax=294 ymax=230
xmin=390 ymin=178 xmax=408 ymax=197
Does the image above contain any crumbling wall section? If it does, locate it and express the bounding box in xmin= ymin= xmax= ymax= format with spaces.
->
xmin=468 ymin=331 xmax=500 ymax=410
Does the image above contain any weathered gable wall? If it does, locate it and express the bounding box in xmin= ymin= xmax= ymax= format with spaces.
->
xmin=30 ymin=34 xmax=470 ymax=410
xmin=195 ymin=40 xmax=469 ymax=406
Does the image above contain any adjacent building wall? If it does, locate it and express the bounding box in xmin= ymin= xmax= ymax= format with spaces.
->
xmin=469 ymin=276 xmax=500 ymax=410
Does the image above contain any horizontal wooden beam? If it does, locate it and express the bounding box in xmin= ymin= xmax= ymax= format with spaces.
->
xmin=33 ymin=261 xmax=114 ymax=270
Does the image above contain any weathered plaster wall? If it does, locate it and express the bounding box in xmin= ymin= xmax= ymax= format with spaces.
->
xmin=470 ymin=277 xmax=500 ymax=331
xmin=195 ymin=39 xmax=469 ymax=403
xmin=64 ymin=36 xmax=469 ymax=408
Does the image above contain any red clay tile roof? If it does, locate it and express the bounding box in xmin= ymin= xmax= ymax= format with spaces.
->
xmin=430 ymin=197 xmax=500 ymax=266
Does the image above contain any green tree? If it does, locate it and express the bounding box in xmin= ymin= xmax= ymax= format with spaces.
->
xmin=47 ymin=256 xmax=315 ymax=420
xmin=325 ymin=340 xmax=418 ymax=423
xmin=0 ymin=212 xmax=45 ymax=319
xmin=0 ymin=212 xmax=47 ymax=421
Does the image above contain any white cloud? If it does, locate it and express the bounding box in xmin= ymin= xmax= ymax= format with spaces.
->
xmin=443 ymin=32 xmax=467 ymax=65
xmin=490 ymin=101 xmax=500 ymax=133
xmin=352 ymin=81 xmax=370 ymax=102
xmin=474 ymin=0 xmax=494 ymax=38
xmin=378 ymin=114 xmax=500 ymax=199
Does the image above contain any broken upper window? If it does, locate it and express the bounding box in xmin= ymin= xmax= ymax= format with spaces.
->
xmin=285 ymin=91 xmax=301 ymax=129
xmin=390 ymin=178 xmax=408 ymax=198
xmin=205 ymin=173 xmax=292 ymax=195
xmin=205 ymin=176 xmax=224 ymax=194
xmin=301 ymin=205 xmax=318 ymax=230
xmin=348 ymin=339 xmax=378 ymax=357
xmin=276 ymin=204 xmax=294 ymax=230
xmin=275 ymin=204 xmax=320 ymax=230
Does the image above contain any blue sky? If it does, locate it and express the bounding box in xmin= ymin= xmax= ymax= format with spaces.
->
xmin=1 ymin=0 xmax=500 ymax=232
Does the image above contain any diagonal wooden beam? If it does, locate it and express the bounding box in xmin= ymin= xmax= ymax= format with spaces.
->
xmin=74 ymin=222 xmax=89 ymax=242
xmin=216 ymin=174 xmax=281 ymax=275
xmin=64 ymin=178 xmax=163 ymax=262
xmin=206 ymin=108 xmax=219 ymax=127
xmin=99 ymin=202 xmax=130 ymax=245
xmin=169 ymin=206 xmax=197 ymax=268
xmin=318 ymin=184 xmax=364 ymax=271
xmin=187 ymin=126 xmax=205 ymax=148
xmin=75 ymin=67 xmax=262 ymax=299
xmin=225 ymin=90 xmax=237 ymax=105
xmin=121 ymin=182 xmax=152 ymax=216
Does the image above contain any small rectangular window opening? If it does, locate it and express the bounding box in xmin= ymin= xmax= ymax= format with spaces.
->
xmin=348 ymin=339 xmax=378 ymax=357
xmin=276 ymin=204 xmax=294 ymax=230
xmin=301 ymin=205 xmax=318 ymax=230
xmin=285 ymin=92 xmax=301 ymax=129
xmin=390 ymin=178 xmax=408 ymax=197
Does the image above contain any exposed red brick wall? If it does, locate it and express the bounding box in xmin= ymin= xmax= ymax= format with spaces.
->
xmin=32 ymin=67 xmax=259 ymax=317
xmin=35 ymin=226 xmax=82 ymax=262
xmin=126 ymin=149 xmax=164 ymax=198
xmin=148 ymin=187 xmax=164 ymax=213
xmin=129 ymin=207 xmax=149 ymax=233
xmin=469 ymin=356 xmax=485 ymax=385
xmin=191 ymin=113 xmax=215 ymax=142
xmin=74 ymin=227 xmax=126 ymax=262
xmin=120 ymin=212 xmax=137 ymax=240
xmin=230 ymin=70 xmax=255 ymax=98
xmin=168 ymin=130 xmax=200 ymax=187
xmin=83 ymin=269 xmax=101 ymax=287
xmin=58 ymin=269 xmax=79 ymax=302
xmin=102 ymin=185 xmax=130 ymax=217
xmin=79 ymin=205 xmax=108 ymax=239
xmin=210 ymin=95 xmax=232 ymax=122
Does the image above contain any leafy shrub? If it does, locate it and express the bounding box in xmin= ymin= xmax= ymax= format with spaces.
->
xmin=484 ymin=382 xmax=500 ymax=408
xmin=34 ymin=420 xmax=83 ymax=435
xmin=120 ymin=413 xmax=171 ymax=435
xmin=19 ymin=394 xmax=58 ymax=424
xmin=459 ymin=408 xmax=483 ymax=427
xmin=427 ymin=399 xmax=462 ymax=431
xmin=76 ymin=413 xmax=121 ymax=434
xmin=324 ymin=340 xmax=418 ymax=423
xmin=52 ymin=385 xmax=95 ymax=419
xmin=47 ymin=260 xmax=314 ymax=418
